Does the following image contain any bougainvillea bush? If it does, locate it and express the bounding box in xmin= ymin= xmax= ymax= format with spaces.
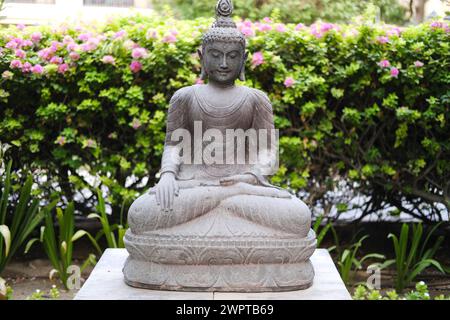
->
xmin=0 ymin=14 xmax=448 ymax=221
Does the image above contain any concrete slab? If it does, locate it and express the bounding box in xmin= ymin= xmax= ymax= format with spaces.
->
xmin=74 ymin=249 xmax=351 ymax=300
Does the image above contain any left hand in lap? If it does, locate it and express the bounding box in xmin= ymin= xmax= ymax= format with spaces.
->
xmin=219 ymin=174 xmax=258 ymax=186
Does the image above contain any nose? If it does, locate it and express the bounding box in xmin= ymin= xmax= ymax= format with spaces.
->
xmin=219 ymin=55 xmax=228 ymax=69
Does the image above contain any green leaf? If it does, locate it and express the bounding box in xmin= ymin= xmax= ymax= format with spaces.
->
xmin=0 ymin=225 xmax=11 ymax=257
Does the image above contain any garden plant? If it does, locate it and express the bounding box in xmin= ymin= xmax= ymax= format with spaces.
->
xmin=0 ymin=4 xmax=448 ymax=299
xmin=0 ymin=14 xmax=448 ymax=224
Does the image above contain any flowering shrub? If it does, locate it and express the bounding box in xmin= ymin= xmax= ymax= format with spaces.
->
xmin=0 ymin=15 xmax=448 ymax=220
xmin=152 ymin=0 xmax=407 ymax=25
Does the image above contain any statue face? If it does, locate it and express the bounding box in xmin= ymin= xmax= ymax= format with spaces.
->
xmin=201 ymin=41 xmax=245 ymax=85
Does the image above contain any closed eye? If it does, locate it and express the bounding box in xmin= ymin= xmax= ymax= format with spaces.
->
xmin=209 ymin=49 xmax=222 ymax=58
xmin=228 ymin=51 xmax=239 ymax=58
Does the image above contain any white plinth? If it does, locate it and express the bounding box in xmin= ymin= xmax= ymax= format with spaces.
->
xmin=74 ymin=249 xmax=351 ymax=300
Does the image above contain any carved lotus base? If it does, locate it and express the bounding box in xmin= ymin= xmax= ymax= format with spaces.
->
xmin=123 ymin=229 xmax=316 ymax=292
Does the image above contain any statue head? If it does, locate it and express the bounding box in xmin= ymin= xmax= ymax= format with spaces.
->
xmin=198 ymin=0 xmax=248 ymax=85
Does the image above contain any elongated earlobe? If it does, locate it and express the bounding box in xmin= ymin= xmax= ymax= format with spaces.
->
xmin=200 ymin=68 xmax=208 ymax=80
xmin=239 ymin=51 xmax=249 ymax=81
xmin=198 ymin=48 xmax=208 ymax=80
xmin=239 ymin=65 xmax=245 ymax=81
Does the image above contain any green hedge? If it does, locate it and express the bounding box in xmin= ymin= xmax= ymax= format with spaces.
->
xmin=0 ymin=15 xmax=449 ymax=221
xmin=152 ymin=0 xmax=407 ymax=25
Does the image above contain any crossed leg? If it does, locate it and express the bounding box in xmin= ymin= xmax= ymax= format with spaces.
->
xmin=128 ymin=182 xmax=310 ymax=236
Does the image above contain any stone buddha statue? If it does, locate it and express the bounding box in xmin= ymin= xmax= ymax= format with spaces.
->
xmin=123 ymin=0 xmax=316 ymax=292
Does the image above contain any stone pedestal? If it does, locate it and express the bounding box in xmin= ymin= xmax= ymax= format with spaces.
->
xmin=74 ymin=249 xmax=352 ymax=300
xmin=123 ymin=228 xmax=316 ymax=292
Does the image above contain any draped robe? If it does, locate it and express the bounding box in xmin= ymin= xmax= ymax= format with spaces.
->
xmin=128 ymin=85 xmax=312 ymax=238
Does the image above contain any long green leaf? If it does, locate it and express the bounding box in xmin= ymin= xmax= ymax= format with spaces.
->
xmin=408 ymin=259 xmax=444 ymax=283
xmin=24 ymin=238 xmax=39 ymax=254
xmin=10 ymin=174 xmax=33 ymax=237
xmin=419 ymin=222 xmax=443 ymax=258
xmin=0 ymin=225 xmax=11 ymax=257
xmin=399 ymin=224 xmax=409 ymax=271
xmin=0 ymin=160 xmax=12 ymax=225
xmin=42 ymin=211 xmax=60 ymax=271
xmin=405 ymin=223 xmax=422 ymax=271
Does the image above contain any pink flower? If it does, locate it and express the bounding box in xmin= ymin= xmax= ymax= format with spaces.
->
xmin=258 ymin=23 xmax=272 ymax=32
xmin=15 ymin=49 xmax=26 ymax=59
xmin=170 ymin=29 xmax=179 ymax=36
xmin=130 ymin=60 xmax=142 ymax=73
xmin=31 ymin=31 xmax=42 ymax=43
xmin=69 ymin=51 xmax=80 ymax=61
xmin=284 ymin=77 xmax=295 ymax=88
xmin=430 ymin=21 xmax=444 ymax=28
xmin=5 ymin=40 xmax=18 ymax=49
xmin=50 ymin=41 xmax=61 ymax=52
xmin=378 ymin=59 xmax=390 ymax=68
xmin=320 ymin=23 xmax=335 ymax=32
xmin=21 ymin=40 xmax=33 ymax=48
xmin=37 ymin=48 xmax=53 ymax=61
xmin=58 ymin=63 xmax=69 ymax=74
xmin=387 ymin=27 xmax=401 ymax=37
xmin=195 ymin=78 xmax=204 ymax=85
xmin=131 ymin=47 xmax=148 ymax=59
xmin=414 ymin=60 xmax=424 ymax=67
xmin=310 ymin=24 xmax=323 ymax=38
xmin=162 ymin=34 xmax=177 ymax=43
xmin=10 ymin=59 xmax=22 ymax=69
xmin=131 ymin=118 xmax=141 ymax=130
xmin=50 ymin=56 xmax=63 ymax=64
xmin=263 ymin=17 xmax=272 ymax=23
xmin=275 ymin=24 xmax=287 ymax=33
xmin=16 ymin=24 xmax=26 ymax=30
xmin=31 ymin=64 xmax=44 ymax=74
xmin=242 ymin=20 xmax=252 ymax=28
xmin=81 ymin=38 xmax=99 ymax=52
xmin=251 ymin=51 xmax=264 ymax=67
xmin=78 ymin=33 xmax=92 ymax=42
xmin=66 ymin=42 xmax=79 ymax=51
xmin=376 ymin=36 xmax=389 ymax=44
xmin=390 ymin=67 xmax=399 ymax=78
xmin=101 ymin=55 xmax=115 ymax=65
xmin=114 ymin=30 xmax=127 ymax=39
xmin=310 ymin=23 xmax=337 ymax=38
xmin=295 ymin=23 xmax=305 ymax=31
xmin=241 ymin=26 xmax=255 ymax=37
xmin=21 ymin=62 xmax=32 ymax=73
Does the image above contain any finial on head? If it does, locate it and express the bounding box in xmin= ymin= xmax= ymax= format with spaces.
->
xmin=216 ymin=0 xmax=233 ymax=17
xmin=202 ymin=0 xmax=245 ymax=47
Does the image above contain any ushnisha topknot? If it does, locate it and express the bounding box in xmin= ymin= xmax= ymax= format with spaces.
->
xmin=202 ymin=0 xmax=246 ymax=48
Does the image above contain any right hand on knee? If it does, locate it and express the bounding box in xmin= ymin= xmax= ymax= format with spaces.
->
xmin=155 ymin=172 xmax=179 ymax=212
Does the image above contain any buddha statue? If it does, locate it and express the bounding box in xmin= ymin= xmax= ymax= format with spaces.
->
xmin=123 ymin=0 xmax=316 ymax=292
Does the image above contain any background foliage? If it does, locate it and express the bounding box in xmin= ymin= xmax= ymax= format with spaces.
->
xmin=151 ymin=0 xmax=407 ymax=25
xmin=0 ymin=14 xmax=449 ymax=222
